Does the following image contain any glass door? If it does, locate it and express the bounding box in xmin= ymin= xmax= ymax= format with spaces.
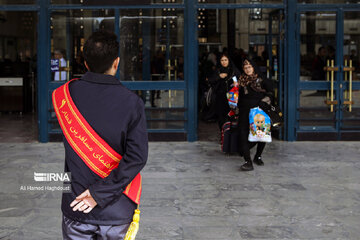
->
xmin=297 ymin=10 xmax=360 ymax=140
xmin=268 ymin=9 xmax=285 ymax=138
xmin=340 ymin=11 xmax=360 ymax=140
xmin=197 ymin=7 xmax=285 ymax=140
xmin=47 ymin=6 xmax=188 ymax=141
xmin=0 ymin=11 xmax=38 ymax=142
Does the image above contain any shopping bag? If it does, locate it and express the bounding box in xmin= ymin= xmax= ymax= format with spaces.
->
xmin=227 ymin=76 xmax=239 ymax=109
xmin=248 ymin=107 xmax=272 ymax=142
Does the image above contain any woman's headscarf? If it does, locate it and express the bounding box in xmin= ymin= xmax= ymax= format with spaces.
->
xmin=217 ymin=53 xmax=241 ymax=77
xmin=238 ymin=58 xmax=266 ymax=93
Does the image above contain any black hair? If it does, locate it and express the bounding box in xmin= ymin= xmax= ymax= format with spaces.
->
xmin=217 ymin=52 xmax=241 ymax=76
xmin=218 ymin=53 xmax=234 ymax=68
xmin=217 ymin=53 xmax=232 ymax=72
xmin=83 ymin=30 xmax=119 ymax=74
xmin=327 ymin=45 xmax=335 ymax=53
xmin=318 ymin=46 xmax=325 ymax=53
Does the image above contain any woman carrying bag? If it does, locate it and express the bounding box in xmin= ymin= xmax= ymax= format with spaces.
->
xmin=237 ymin=58 xmax=274 ymax=171
xmin=208 ymin=53 xmax=241 ymax=130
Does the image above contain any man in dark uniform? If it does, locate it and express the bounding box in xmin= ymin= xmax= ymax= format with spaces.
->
xmin=59 ymin=31 xmax=148 ymax=239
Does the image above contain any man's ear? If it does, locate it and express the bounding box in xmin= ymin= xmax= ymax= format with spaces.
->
xmin=113 ymin=57 xmax=120 ymax=70
xmin=84 ymin=61 xmax=90 ymax=71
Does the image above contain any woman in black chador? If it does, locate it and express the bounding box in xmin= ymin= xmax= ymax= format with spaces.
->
xmin=237 ymin=58 xmax=274 ymax=171
xmin=208 ymin=53 xmax=241 ymax=130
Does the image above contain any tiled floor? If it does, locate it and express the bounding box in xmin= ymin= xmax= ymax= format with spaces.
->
xmin=1 ymin=141 xmax=360 ymax=239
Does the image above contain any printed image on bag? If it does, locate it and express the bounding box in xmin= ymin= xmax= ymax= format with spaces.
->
xmin=248 ymin=107 xmax=272 ymax=142
xmin=227 ymin=76 xmax=239 ymax=109
xmin=227 ymin=90 xmax=238 ymax=109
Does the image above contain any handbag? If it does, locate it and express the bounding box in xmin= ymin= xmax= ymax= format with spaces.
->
xmin=259 ymin=101 xmax=284 ymax=128
xmin=267 ymin=105 xmax=284 ymax=128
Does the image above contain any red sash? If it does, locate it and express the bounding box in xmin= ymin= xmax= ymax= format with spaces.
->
xmin=52 ymin=80 xmax=141 ymax=205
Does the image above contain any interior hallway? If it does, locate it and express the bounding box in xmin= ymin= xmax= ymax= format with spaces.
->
xmin=0 ymin=113 xmax=37 ymax=143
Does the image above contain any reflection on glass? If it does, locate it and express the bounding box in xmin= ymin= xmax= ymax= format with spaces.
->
xmin=342 ymin=90 xmax=360 ymax=129
xmin=300 ymin=12 xmax=336 ymax=82
xmin=0 ymin=12 xmax=37 ymax=71
xmin=50 ymin=9 xmax=114 ymax=81
xmin=200 ymin=0 xmax=282 ymax=3
xmin=119 ymin=9 xmax=184 ymax=81
xmin=344 ymin=11 xmax=360 ymax=82
xmin=134 ymin=89 xmax=184 ymax=108
xmin=0 ymin=11 xmax=37 ymax=113
xmin=133 ymin=90 xmax=185 ymax=129
xmin=198 ymin=8 xmax=282 ymax=112
xmin=198 ymin=9 xmax=281 ymax=78
xmin=51 ymin=0 xmax=183 ymax=5
xmin=299 ymin=90 xmax=336 ymax=128
xmin=298 ymin=0 xmax=359 ymax=3
xmin=0 ymin=0 xmax=35 ymax=4
xmin=342 ymin=12 xmax=360 ymax=129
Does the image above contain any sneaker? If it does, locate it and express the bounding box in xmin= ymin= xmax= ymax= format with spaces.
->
xmin=240 ymin=161 xmax=254 ymax=171
xmin=253 ymin=156 xmax=264 ymax=166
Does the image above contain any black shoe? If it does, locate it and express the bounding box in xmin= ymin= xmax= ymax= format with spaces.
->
xmin=240 ymin=161 xmax=254 ymax=171
xmin=253 ymin=156 xmax=264 ymax=166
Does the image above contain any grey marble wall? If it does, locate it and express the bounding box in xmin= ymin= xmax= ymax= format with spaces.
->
xmin=0 ymin=141 xmax=360 ymax=239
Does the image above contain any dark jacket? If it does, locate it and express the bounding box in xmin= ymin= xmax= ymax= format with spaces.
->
xmin=208 ymin=64 xmax=241 ymax=129
xmin=237 ymin=77 xmax=274 ymax=111
xmin=61 ymin=72 xmax=148 ymax=225
xmin=237 ymin=76 xmax=274 ymax=131
xmin=235 ymin=76 xmax=274 ymax=153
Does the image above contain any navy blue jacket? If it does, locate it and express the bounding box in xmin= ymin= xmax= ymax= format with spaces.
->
xmin=61 ymin=72 xmax=148 ymax=225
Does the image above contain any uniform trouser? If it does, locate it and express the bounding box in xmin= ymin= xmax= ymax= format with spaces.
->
xmin=62 ymin=215 xmax=130 ymax=240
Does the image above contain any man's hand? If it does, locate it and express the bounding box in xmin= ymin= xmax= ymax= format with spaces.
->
xmin=70 ymin=189 xmax=97 ymax=213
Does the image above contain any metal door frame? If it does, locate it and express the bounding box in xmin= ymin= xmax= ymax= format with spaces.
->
xmin=0 ymin=1 xmax=42 ymax=139
xmin=197 ymin=1 xmax=286 ymax=139
xmin=35 ymin=1 xmax=198 ymax=142
xmin=293 ymin=4 xmax=360 ymax=140
xmin=268 ymin=9 xmax=285 ymax=139
xmin=40 ymin=0 xmax=286 ymax=142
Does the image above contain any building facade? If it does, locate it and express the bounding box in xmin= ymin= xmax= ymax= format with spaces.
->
xmin=0 ymin=0 xmax=359 ymax=142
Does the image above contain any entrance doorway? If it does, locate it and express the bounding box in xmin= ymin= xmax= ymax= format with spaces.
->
xmin=47 ymin=8 xmax=187 ymax=141
xmin=197 ymin=8 xmax=284 ymax=141
xmin=297 ymin=10 xmax=360 ymax=140
xmin=0 ymin=11 xmax=38 ymax=142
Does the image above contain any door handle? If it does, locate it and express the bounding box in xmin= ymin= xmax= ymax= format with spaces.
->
xmin=324 ymin=60 xmax=338 ymax=112
xmin=57 ymin=60 xmax=71 ymax=81
xmin=343 ymin=60 xmax=355 ymax=112
xmin=174 ymin=59 xmax=178 ymax=81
